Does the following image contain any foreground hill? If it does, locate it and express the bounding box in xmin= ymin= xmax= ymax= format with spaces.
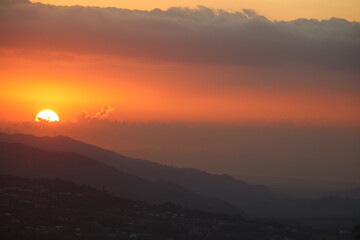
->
xmin=0 ymin=175 xmax=352 ymax=240
xmin=0 ymin=133 xmax=278 ymax=207
xmin=0 ymin=142 xmax=240 ymax=214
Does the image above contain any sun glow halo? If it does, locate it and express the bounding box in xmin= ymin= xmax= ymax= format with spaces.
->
xmin=35 ymin=110 xmax=60 ymax=122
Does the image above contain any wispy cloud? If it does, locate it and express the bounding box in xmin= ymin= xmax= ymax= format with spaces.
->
xmin=77 ymin=105 xmax=116 ymax=121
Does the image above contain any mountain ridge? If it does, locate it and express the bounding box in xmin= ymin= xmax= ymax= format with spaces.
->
xmin=0 ymin=132 xmax=278 ymax=206
xmin=0 ymin=141 xmax=241 ymax=214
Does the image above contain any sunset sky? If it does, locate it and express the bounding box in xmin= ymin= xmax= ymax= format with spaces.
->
xmin=1 ymin=0 xmax=359 ymax=125
xmin=0 ymin=0 xmax=359 ymax=184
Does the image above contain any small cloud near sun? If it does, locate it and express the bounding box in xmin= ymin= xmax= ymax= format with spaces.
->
xmin=77 ymin=105 xmax=116 ymax=121
xmin=95 ymin=105 xmax=116 ymax=119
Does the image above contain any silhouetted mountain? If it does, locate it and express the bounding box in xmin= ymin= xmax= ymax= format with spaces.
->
xmin=0 ymin=132 xmax=278 ymax=206
xmin=0 ymin=142 xmax=241 ymax=214
xmin=1 ymin=175 xmax=346 ymax=240
xmin=324 ymin=187 xmax=360 ymax=199
xmin=246 ymin=197 xmax=360 ymax=218
xmin=236 ymin=174 xmax=360 ymax=199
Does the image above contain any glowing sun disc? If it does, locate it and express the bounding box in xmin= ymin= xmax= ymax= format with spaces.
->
xmin=36 ymin=110 xmax=60 ymax=122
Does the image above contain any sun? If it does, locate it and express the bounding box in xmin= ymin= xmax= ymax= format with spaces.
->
xmin=36 ymin=110 xmax=60 ymax=122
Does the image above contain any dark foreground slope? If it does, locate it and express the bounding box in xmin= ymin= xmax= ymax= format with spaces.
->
xmin=0 ymin=142 xmax=240 ymax=214
xmin=0 ymin=133 xmax=278 ymax=206
xmin=0 ymin=175 xmax=352 ymax=240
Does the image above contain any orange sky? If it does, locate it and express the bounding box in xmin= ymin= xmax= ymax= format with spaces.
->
xmin=1 ymin=0 xmax=359 ymax=126
xmin=1 ymin=50 xmax=359 ymax=125
xmin=1 ymin=0 xmax=359 ymax=185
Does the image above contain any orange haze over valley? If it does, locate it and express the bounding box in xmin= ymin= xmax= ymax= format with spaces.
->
xmin=0 ymin=0 xmax=359 ymax=193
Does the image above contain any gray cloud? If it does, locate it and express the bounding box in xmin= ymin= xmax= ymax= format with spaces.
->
xmin=0 ymin=0 xmax=359 ymax=72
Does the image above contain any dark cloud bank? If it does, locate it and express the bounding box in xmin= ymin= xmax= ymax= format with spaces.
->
xmin=0 ymin=0 xmax=359 ymax=72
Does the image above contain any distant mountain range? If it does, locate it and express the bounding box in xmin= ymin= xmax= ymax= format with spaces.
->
xmin=0 ymin=132 xmax=278 ymax=207
xmin=0 ymin=141 xmax=239 ymax=214
xmin=325 ymin=187 xmax=360 ymax=199
xmin=1 ymin=132 xmax=359 ymax=218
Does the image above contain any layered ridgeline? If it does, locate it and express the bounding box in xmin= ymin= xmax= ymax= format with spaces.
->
xmin=1 ymin=133 xmax=359 ymax=219
xmin=0 ymin=142 xmax=240 ymax=214
xmin=0 ymin=133 xmax=278 ymax=208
